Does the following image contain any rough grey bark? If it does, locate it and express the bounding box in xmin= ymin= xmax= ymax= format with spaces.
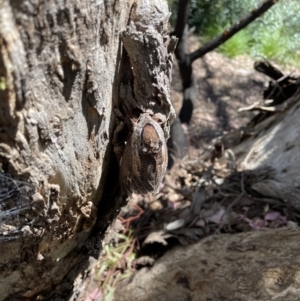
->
xmin=0 ymin=0 xmax=174 ymax=300
xmin=115 ymin=228 xmax=300 ymax=301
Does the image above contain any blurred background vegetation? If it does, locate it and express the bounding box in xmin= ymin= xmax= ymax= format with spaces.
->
xmin=168 ymin=0 xmax=300 ymax=68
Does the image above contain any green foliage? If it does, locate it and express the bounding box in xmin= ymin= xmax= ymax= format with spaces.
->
xmin=219 ymin=31 xmax=253 ymax=58
xmin=252 ymin=29 xmax=286 ymax=60
xmin=285 ymin=52 xmax=300 ymax=69
xmin=202 ymin=24 xmax=223 ymax=41
xmin=95 ymin=230 xmax=136 ymax=300
xmin=0 ymin=77 xmax=6 ymax=90
xmin=168 ymin=0 xmax=300 ymax=68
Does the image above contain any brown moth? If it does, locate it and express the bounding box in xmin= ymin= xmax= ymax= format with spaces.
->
xmin=119 ymin=113 xmax=167 ymax=195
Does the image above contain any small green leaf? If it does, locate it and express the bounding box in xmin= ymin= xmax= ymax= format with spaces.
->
xmin=0 ymin=77 xmax=6 ymax=90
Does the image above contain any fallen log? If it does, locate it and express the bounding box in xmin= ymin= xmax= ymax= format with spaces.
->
xmin=213 ymin=62 xmax=300 ymax=210
xmin=115 ymin=228 xmax=300 ymax=301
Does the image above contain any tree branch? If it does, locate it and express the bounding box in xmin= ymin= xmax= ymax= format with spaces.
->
xmin=254 ymin=60 xmax=284 ymax=80
xmin=189 ymin=0 xmax=279 ymax=62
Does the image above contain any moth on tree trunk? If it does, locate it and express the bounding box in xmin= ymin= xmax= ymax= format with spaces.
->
xmin=115 ymin=0 xmax=177 ymax=195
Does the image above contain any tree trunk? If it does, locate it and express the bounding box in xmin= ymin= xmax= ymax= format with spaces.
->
xmin=173 ymin=0 xmax=196 ymax=124
xmin=177 ymin=53 xmax=196 ymax=125
xmin=0 ymin=0 xmax=174 ymax=300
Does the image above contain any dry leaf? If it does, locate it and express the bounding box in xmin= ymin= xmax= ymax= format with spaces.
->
xmin=166 ymin=219 xmax=185 ymax=231
xmin=209 ymin=208 xmax=226 ymax=225
xmin=143 ymin=230 xmax=173 ymax=246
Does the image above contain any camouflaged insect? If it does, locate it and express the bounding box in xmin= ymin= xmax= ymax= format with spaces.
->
xmin=119 ymin=113 xmax=167 ymax=195
xmin=116 ymin=0 xmax=177 ymax=195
